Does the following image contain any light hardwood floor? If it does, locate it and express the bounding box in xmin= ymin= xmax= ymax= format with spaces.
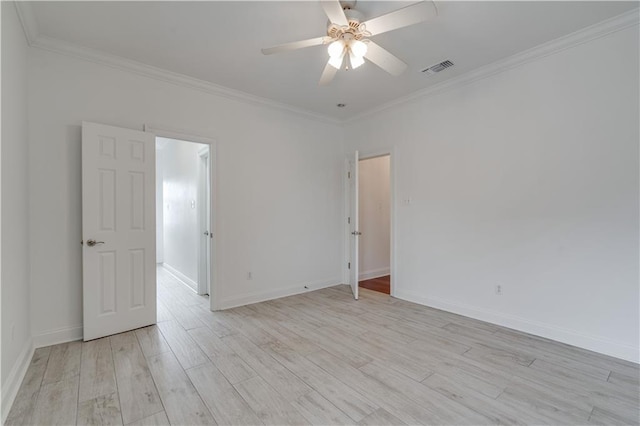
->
xmin=6 ymin=267 xmax=640 ymax=425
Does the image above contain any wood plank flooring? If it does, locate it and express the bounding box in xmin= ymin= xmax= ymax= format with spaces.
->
xmin=6 ymin=267 xmax=639 ymax=425
xmin=359 ymin=275 xmax=390 ymax=295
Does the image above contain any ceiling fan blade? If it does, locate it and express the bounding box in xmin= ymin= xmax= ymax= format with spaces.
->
xmin=262 ymin=37 xmax=327 ymax=55
xmin=319 ymin=60 xmax=339 ymax=85
xmin=364 ymin=41 xmax=407 ymax=76
xmin=320 ymin=0 xmax=349 ymax=26
xmin=362 ymin=1 xmax=437 ymax=36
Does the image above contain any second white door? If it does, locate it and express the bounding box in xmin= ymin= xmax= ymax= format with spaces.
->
xmin=349 ymin=151 xmax=360 ymax=300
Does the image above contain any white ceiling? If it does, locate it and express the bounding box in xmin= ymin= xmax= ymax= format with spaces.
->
xmin=29 ymin=1 xmax=637 ymax=119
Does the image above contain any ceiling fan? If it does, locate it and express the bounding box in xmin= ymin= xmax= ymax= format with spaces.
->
xmin=261 ymin=0 xmax=438 ymax=85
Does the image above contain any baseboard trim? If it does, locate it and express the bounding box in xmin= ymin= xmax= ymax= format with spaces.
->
xmin=1 ymin=340 xmax=34 ymax=423
xmin=359 ymin=268 xmax=390 ymax=281
xmin=32 ymin=325 xmax=83 ymax=348
xmin=161 ymin=263 xmax=198 ymax=293
xmin=218 ymin=278 xmax=342 ymax=310
xmin=394 ymin=290 xmax=640 ymax=364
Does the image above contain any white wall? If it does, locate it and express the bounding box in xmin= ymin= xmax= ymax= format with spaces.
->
xmin=17 ymin=4 xmax=639 ymax=368
xmin=159 ymin=137 xmax=207 ymax=289
xmin=358 ymin=156 xmax=390 ymax=279
xmin=1 ymin=1 xmax=32 ymax=416
xmin=345 ymin=26 xmax=639 ymax=362
xmin=27 ymin=47 xmax=345 ymax=341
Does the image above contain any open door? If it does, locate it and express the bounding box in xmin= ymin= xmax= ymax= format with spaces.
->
xmin=82 ymin=122 xmax=156 ymax=341
xmin=349 ymin=151 xmax=360 ymax=300
xmin=198 ymin=147 xmax=211 ymax=296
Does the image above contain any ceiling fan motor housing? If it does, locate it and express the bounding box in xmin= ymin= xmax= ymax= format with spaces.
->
xmin=327 ymin=8 xmax=367 ymax=40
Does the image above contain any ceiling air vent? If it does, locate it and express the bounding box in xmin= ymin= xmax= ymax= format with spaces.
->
xmin=422 ymin=60 xmax=454 ymax=75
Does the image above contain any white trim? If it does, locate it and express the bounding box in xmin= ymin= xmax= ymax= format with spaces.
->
xmin=219 ymin=279 xmax=342 ymax=310
xmin=345 ymin=9 xmax=640 ymax=124
xmin=395 ymin=290 xmax=640 ymax=364
xmin=15 ymin=6 xmax=638 ymax=125
xmin=197 ymin=147 xmax=211 ymax=296
xmin=147 ymin=125 xmax=220 ymax=311
xmin=342 ymin=158 xmax=351 ymax=286
xmin=30 ymin=35 xmax=339 ymax=125
xmin=162 ymin=263 xmax=199 ymax=293
xmin=3 ymin=326 xmax=85 ymax=419
xmin=13 ymin=2 xmax=38 ymax=46
xmin=348 ymin=148 xmax=396 ymax=297
xmin=32 ymin=325 xmax=83 ymax=348
xmin=1 ymin=340 xmax=34 ymax=423
xmin=359 ymin=268 xmax=390 ymax=281
xmin=146 ymin=125 xmax=216 ymax=146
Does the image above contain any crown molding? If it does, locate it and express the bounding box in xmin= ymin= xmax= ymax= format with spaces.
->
xmin=17 ymin=4 xmax=638 ymax=126
xmin=29 ymin=36 xmax=341 ymax=126
xmin=14 ymin=1 xmax=39 ymax=45
xmin=344 ymin=8 xmax=640 ymax=124
xmin=15 ymin=0 xmax=339 ymax=124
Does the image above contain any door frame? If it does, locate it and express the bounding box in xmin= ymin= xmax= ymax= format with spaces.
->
xmin=344 ymin=148 xmax=396 ymax=297
xmin=145 ymin=124 xmax=220 ymax=311
xmin=197 ymin=146 xmax=211 ymax=296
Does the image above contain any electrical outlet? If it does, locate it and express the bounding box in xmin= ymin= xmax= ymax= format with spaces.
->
xmin=247 ymin=272 xmax=253 ymax=280
xmin=495 ymin=285 xmax=503 ymax=295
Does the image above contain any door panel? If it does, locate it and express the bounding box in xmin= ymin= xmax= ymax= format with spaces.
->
xmin=198 ymin=149 xmax=211 ymax=296
xmin=82 ymin=122 xmax=156 ymax=341
xmin=350 ymin=151 xmax=359 ymax=300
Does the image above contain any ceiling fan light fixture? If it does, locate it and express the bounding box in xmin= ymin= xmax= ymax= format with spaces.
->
xmin=349 ymin=51 xmax=365 ymax=69
xmin=328 ymin=53 xmax=344 ymax=69
xmin=262 ymin=0 xmax=435 ymax=85
xmin=328 ymin=40 xmax=345 ymax=58
xmin=350 ymin=39 xmax=367 ymax=58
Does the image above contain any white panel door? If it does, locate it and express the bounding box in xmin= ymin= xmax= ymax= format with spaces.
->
xmin=349 ymin=151 xmax=360 ymax=300
xmin=198 ymin=148 xmax=211 ymax=296
xmin=82 ymin=122 xmax=156 ymax=341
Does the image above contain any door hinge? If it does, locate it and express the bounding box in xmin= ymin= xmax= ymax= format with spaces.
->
xmin=348 ymin=217 xmax=351 ymax=224
xmin=348 ymin=262 xmax=351 ymax=269
xmin=348 ymin=172 xmax=351 ymax=179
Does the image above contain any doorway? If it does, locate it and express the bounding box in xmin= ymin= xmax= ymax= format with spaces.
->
xmin=155 ymin=137 xmax=212 ymax=303
xmin=347 ymin=150 xmax=394 ymax=301
xmin=198 ymin=148 xmax=211 ymax=296
xmin=81 ymin=122 xmax=218 ymax=341
xmin=357 ymin=155 xmax=391 ymax=295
